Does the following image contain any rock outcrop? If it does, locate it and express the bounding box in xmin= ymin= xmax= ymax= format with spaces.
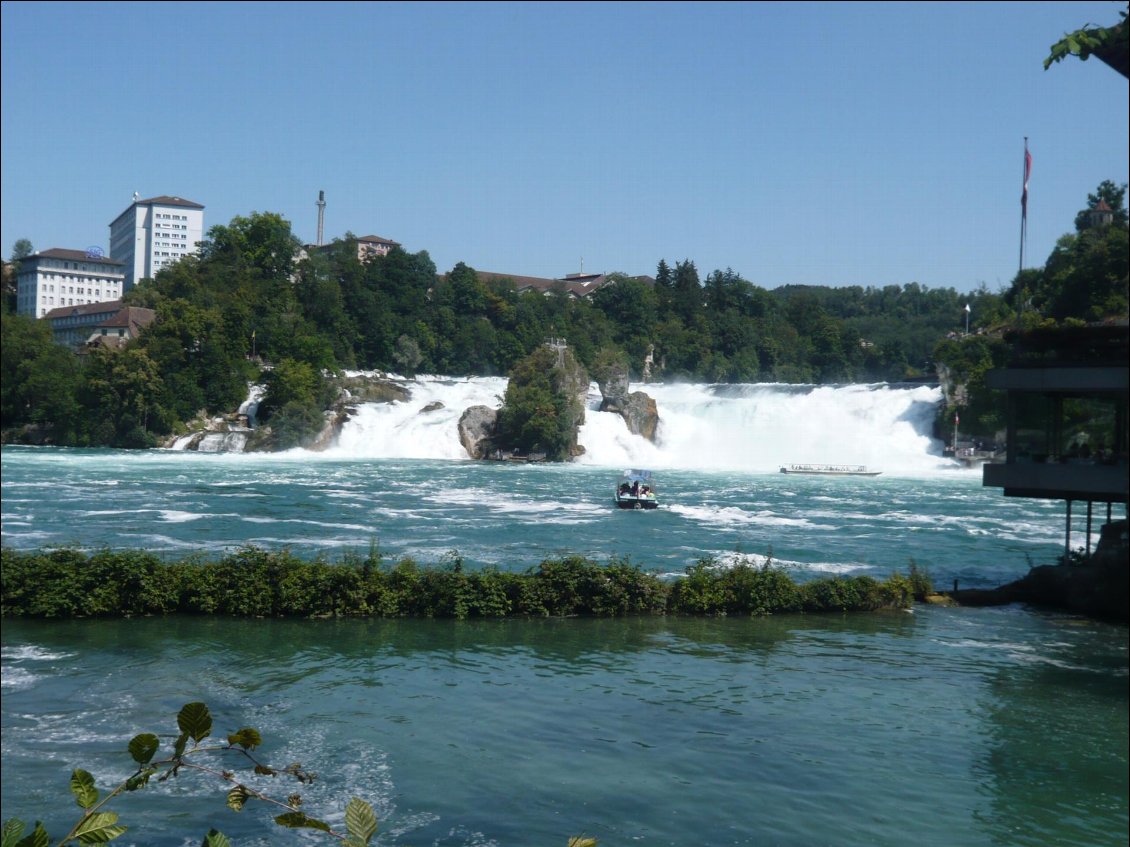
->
xmin=948 ymin=519 xmax=1129 ymax=623
xmin=597 ymin=360 xmax=659 ymax=442
xmin=458 ymin=405 xmax=499 ymax=459
xmin=168 ymin=372 xmax=412 ymax=453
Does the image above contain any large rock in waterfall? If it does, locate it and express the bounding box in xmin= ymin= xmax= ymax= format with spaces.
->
xmin=459 ymin=405 xmax=499 ymax=459
xmin=597 ymin=360 xmax=659 ymax=442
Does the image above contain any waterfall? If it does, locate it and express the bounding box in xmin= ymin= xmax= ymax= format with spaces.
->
xmin=328 ymin=375 xmax=951 ymax=473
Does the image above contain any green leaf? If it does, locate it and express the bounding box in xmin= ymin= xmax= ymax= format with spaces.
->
xmin=226 ymin=728 xmax=262 ymax=750
xmin=73 ymin=812 xmax=126 ymax=844
xmin=8 ymin=820 xmax=49 ymax=847
xmin=70 ymin=770 xmax=98 ymax=809
xmin=1 ymin=818 xmax=25 ymax=847
xmin=199 ymin=830 xmax=232 ymax=847
xmin=127 ymin=733 xmax=160 ymax=765
xmin=177 ymin=702 xmax=212 ymax=743
xmin=226 ymin=785 xmax=251 ymax=813
xmin=344 ymin=798 xmax=378 ymax=844
xmin=173 ymin=731 xmax=188 ymax=758
xmin=567 ymin=838 xmax=598 ymax=847
xmin=273 ymin=812 xmax=332 ymax=833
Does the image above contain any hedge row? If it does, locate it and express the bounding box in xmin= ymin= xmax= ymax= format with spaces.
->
xmin=0 ymin=547 xmax=931 ymax=619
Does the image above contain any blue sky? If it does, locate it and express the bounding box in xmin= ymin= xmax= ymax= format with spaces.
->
xmin=2 ymin=1 xmax=1127 ymax=294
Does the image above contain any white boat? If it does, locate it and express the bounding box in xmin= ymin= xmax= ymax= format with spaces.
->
xmin=615 ymin=469 xmax=658 ymax=509
xmin=779 ymin=464 xmax=882 ymax=477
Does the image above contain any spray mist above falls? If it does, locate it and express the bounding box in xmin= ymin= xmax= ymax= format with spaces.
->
xmin=327 ymin=376 xmax=953 ymax=474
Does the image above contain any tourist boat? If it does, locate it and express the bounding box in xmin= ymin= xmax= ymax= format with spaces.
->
xmin=779 ymin=464 xmax=882 ymax=476
xmin=615 ymin=469 xmax=659 ymax=509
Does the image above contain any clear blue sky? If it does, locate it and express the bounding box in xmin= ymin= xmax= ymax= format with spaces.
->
xmin=2 ymin=1 xmax=1127 ymax=294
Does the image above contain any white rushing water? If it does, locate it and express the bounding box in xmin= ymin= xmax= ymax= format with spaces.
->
xmin=325 ymin=375 xmax=951 ymax=474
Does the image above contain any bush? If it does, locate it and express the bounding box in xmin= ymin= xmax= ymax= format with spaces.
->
xmin=1 ymin=548 xmax=917 ymax=620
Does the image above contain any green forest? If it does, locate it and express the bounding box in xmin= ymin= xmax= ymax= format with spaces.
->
xmin=2 ymin=181 xmax=1126 ymax=450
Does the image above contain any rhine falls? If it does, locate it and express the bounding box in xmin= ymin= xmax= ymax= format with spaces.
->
xmin=323 ymin=375 xmax=953 ymax=475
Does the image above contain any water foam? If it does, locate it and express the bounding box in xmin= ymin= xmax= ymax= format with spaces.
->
xmin=331 ymin=376 xmax=950 ymax=473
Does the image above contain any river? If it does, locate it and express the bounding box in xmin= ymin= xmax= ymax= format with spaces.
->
xmin=2 ymin=377 xmax=1127 ymax=845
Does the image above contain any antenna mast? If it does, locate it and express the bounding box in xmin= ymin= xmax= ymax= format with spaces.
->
xmin=316 ymin=190 xmax=326 ymax=246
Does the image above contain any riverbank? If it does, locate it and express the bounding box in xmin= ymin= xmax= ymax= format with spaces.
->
xmin=936 ymin=519 xmax=1129 ymax=624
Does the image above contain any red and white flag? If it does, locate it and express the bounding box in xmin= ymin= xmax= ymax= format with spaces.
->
xmin=1022 ymin=147 xmax=1032 ymax=218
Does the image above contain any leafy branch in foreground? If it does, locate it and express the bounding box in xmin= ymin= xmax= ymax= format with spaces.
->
xmin=1 ymin=701 xmax=378 ymax=847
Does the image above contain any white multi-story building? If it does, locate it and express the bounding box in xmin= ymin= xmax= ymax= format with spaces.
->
xmin=16 ymin=248 xmax=126 ymax=318
xmin=108 ymin=194 xmax=204 ymax=288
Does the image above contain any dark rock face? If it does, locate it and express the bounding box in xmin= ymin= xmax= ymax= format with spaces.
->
xmin=951 ymin=519 xmax=1128 ymax=623
xmin=597 ymin=360 xmax=659 ymax=442
xmin=458 ymin=405 xmax=499 ymax=459
xmin=597 ymin=366 xmax=630 ymax=408
xmin=555 ymin=348 xmax=591 ymax=459
xmin=620 ymin=392 xmax=659 ymax=442
xmin=338 ymin=375 xmax=411 ymax=404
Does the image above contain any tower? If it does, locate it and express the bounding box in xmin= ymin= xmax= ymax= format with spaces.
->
xmin=316 ymin=190 xmax=326 ymax=246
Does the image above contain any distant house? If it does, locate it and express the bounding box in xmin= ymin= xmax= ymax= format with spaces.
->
xmin=43 ymin=300 xmax=155 ymax=349
xmin=468 ymin=271 xmax=654 ymax=300
xmin=16 ymin=248 xmax=126 ymax=318
xmin=84 ymin=305 xmax=157 ymax=350
xmin=304 ymin=234 xmax=402 ymax=263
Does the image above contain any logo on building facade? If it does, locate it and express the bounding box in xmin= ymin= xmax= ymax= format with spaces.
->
xmin=85 ymin=246 xmax=104 ymax=259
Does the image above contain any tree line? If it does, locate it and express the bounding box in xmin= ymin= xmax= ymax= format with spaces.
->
xmin=2 ymin=181 xmax=1125 ymax=449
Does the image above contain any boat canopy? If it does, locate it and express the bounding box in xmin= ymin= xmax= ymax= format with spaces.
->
xmin=620 ymin=469 xmax=654 ymax=483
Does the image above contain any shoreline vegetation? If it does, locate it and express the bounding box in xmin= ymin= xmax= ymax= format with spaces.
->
xmin=0 ymin=546 xmax=932 ymax=619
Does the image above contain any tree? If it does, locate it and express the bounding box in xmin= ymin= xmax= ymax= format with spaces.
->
xmin=9 ymin=238 xmax=34 ymax=261
xmin=79 ymin=347 xmax=169 ymax=447
xmin=1 ymin=311 xmax=80 ymax=438
xmin=671 ymin=259 xmax=703 ymax=323
xmin=496 ymin=344 xmax=588 ymax=460
xmin=199 ymin=212 xmax=303 ymax=282
xmin=590 ymin=274 xmax=658 ymax=368
xmin=1074 ymin=180 xmax=1129 ymax=232
xmin=1044 ymin=4 xmax=1129 ymax=78
xmin=393 ymin=334 xmax=423 ymax=377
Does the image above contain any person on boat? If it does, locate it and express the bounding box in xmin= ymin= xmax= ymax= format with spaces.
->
xmin=619 ymin=482 xmax=631 ymax=496
xmin=631 ymin=480 xmax=640 ymax=496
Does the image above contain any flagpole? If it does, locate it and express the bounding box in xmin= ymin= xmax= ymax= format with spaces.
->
xmin=1019 ymin=137 xmax=1030 ymax=275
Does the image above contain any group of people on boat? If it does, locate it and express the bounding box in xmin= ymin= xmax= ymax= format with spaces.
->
xmin=618 ymin=480 xmax=652 ymax=497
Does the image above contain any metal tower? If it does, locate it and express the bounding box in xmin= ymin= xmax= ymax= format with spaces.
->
xmin=316 ymin=190 xmax=326 ymax=246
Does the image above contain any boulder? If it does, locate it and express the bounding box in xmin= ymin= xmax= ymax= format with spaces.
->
xmin=597 ymin=359 xmax=659 ymax=442
xmin=459 ymin=405 xmax=499 ymax=459
xmin=620 ymin=391 xmax=659 ymax=442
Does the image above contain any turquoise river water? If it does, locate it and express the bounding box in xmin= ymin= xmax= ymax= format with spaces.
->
xmin=1 ymin=379 xmax=1127 ymax=845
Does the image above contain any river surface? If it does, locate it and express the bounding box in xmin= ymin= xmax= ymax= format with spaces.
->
xmin=2 ymin=378 xmax=1128 ymax=845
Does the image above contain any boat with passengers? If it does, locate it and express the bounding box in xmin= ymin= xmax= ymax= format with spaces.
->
xmin=779 ymin=464 xmax=882 ymax=476
xmin=614 ymin=469 xmax=659 ymax=509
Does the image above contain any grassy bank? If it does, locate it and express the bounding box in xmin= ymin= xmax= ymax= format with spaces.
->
xmin=0 ymin=546 xmax=931 ymax=619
